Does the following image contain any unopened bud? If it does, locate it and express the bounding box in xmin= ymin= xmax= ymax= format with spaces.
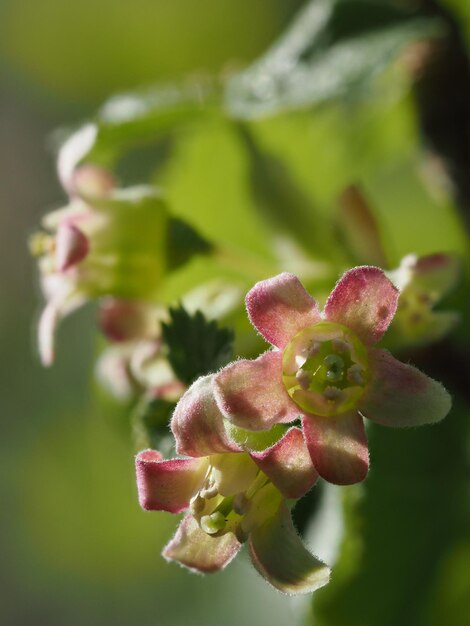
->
xmin=70 ymin=165 xmax=116 ymax=198
xmin=98 ymin=298 xmax=159 ymax=342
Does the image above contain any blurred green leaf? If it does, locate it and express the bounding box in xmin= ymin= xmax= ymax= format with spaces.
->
xmin=235 ymin=123 xmax=339 ymax=262
xmin=161 ymin=305 xmax=234 ymax=385
xmin=132 ymin=395 xmax=176 ymax=453
xmin=309 ymin=393 xmax=470 ymax=626
xmin=87 ymin=80 xmax=220 ymax=164
xmin=226 ymin=0 xmax=444 ymax=119
xmin=166 ymin=216 xmax=214 ymax=271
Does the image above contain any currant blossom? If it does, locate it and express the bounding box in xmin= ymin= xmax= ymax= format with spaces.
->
xmin=136 ymin=375 xmax=330 ymax=594
xmin=96 ymin=281 xmax=242 ymax=399
xmin=386 ymin=253 xmax=460 ymax=349
xmin=214 ymin=268 xmax=451 ymax=485
xmin=30 ymin=165 xmax=169 ymax=366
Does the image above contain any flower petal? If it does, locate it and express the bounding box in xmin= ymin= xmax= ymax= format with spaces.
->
xmin=171 ymin=375 xmax=242 ymax=457
xmin=324 ymin=266 xmax=399 ymax=345
xmin=246 ymin=272 xmax=321 ymax=348
xmin=163 ymin=515 xmax=241 ymax=573
xmin=359 ymin=349 xmax=451 ymax=427
xmin=55 ymin=222 xmax=89 ymax=271
xmin=249 ymin=503 xmax=330 ymax=594
xmin=57 ymin=123 xmax=97 ymax=193
xmin=214 ymin=351 xmax=301 ymax=430
xmin=408 ymin=253 xmax=460 ymax=302
xmin=250 ymin=427 xmax=318 ymax=499
xmin=302 ymin=412 xmax=369 ymax=485
xmin=38 ymin=303 xmax=60 ymax=367
xmin=135 ymin=450 xmax=208 ymax=513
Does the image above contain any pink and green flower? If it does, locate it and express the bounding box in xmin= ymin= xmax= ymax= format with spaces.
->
xmin=135 ymin=374 xmax=330 ymax=594
xmin=214 ymin=268 xmax=451 ymax=486
xmin=386 ymin=253 xmax=460 ymax=349
xmin=30 ymin=165 xmax=169 ymax=365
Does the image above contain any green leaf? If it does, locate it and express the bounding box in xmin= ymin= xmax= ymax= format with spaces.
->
xmin=161 ymin=305 xmax=234 ymax=385
xmin=132 ymin=395 xmax=176 ymax=452
xmin=58 ymin=80 xmax=220 ymax=169
xmin=226 ymin=0 xmax=444 ymax=119
xmin=235 ymin=123 xmax=339 ymax=262
xmin=166 ymin=216 xmax=214 ymax=271
xmin=309 ymin=389 xmax=470 ymax=626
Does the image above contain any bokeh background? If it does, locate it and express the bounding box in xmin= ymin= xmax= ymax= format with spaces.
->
xmin=1 ymin=1 xmax=470 ymax=625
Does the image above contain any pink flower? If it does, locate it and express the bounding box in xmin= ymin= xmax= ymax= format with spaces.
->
xmin=386 ymin=253 xmax=460 ymax=349
xmin=214 ymin=268 xmax=451 ymax=486
xmin=135 ymin=375 xmax=330 ymax=594
xmin=30 ymin=165 xmax=169 ymax=366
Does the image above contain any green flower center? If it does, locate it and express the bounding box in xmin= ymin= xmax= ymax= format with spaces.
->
xmin=282 ymin=320 xmax=369 ymax=417
xmin=190 ymin=453 xmax=281 ymax=541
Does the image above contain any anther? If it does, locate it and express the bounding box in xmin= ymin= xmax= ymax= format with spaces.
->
xmin=295 ymin=369 xmax=312 ymax=390
xmin=200 ymin=484 xmax=218 ymax=499
xmin=324 ymin=386 xmax=343 ymax=401
xmin=332 ymin=338 xmax=350 ymax=354
xmin=189 ymin=495 xmax=205 ymax=516
xmin=307 ymin=341 xmax=321 ymax=357
xmin=347 ymin=364 xmax=364 ymax=386
xmin=233 ymin=492 xmax=249 ymax=515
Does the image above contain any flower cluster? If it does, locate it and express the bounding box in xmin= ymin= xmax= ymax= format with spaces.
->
xmin=135 ymin=266 xmax=451 ymax=591
xmin=30 ymin=165 xmax=169 ymax=366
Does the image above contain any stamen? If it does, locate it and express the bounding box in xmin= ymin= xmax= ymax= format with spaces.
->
xmin=189 ymin=495 xmax=205 ymax=516
xmin=332 ymin=338 xmax=350 ymax=354
xmin=295 ymin=369 xmax=311 ymax=390
xmin=233 ymin=492 xmax=249 ymax=515
xmin=324 ymin=386 xmax=343 ymax=401
xmin=347 ymin=364 xmax=364 ymax=386
xmin=245 ymin=471 xmax=269 ymax=500
xmin=306 ymin=341 xmax=321 ymax=358
xmin=200 ymin=484 xmax=218 ymax=499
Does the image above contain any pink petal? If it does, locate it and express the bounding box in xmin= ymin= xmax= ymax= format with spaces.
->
xmin=214 ymin=351 xmax=301 ymax=430
xmin=57 ymin=124 xmax=97 ymax=193
xmin=413 ymin=253 xmax=460 ymax=300
xmin=55 ymin=222 xmax=89 ymax=271
xmin=324 ymin=266 xmax=399 ymax=345
xmin=250 ymin=427 xmax=318 ymax=499
xmin=38 ymin=303 xmax=60 ymax=367
xmin=359 ymin=349 xmax=451 ymax=427
xmin=249 ymin=504 xmax=330 ymax=594
xmin=163 ymin=515 xmax=241 ymax=573
xmin=246 ymin=273 xmax=321 ymax=348
xmin=302 ymin=411 xmax=369 ymax=485
xmin=135 ymin=450 xmax=208 ymax=513
xmin=171 ymin=375 xmax=242 ymax=457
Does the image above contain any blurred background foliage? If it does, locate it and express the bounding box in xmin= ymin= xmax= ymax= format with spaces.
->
xmin=1 ymin=1 xmax=470 ymax=625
